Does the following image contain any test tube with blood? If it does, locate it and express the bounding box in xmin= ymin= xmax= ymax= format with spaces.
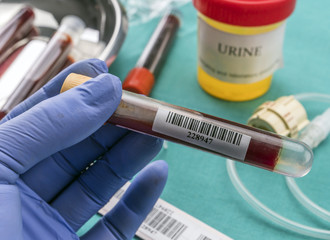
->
xmin=0 ymin=6 xmax=35 ymax=56
xmin=0 ymin=15 xmax=85 ymax=117
xmin=122 ymin=10 xmax=180 ymax=95
xmin=61 ymin=73 xmax=313 ymax=178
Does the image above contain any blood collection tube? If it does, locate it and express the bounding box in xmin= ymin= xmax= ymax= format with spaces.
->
xmin=122 ymin=10 xmax=180 ymax=95
xmin=61 ymin=73 xmax=313 ymax=178
xmin=0 ymin=6 xmax=35 ymax=56
xmin=0 ymin=15 xmax=85 ymax=117
xmin=0 ymin=39 xmax=28 ymax=77
xmin=0 ymin=38 xmax=48 ymax=120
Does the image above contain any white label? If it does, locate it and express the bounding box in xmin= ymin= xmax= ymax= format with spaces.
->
xmin=198 ymin=18 xmax=285 ymax=84
xmin=152 ymin=108 xmax=251 ymax=161
xmin=99 ymin=183 xmax=232 ymax=240
xmin=0 ymin=40 xmax=47 ymax=108
xmin=0 ymin=4 xmax=24 ymax=26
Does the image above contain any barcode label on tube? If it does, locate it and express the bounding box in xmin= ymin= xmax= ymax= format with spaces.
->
xmin=99 ymin=182 xmax=232 ymax=240
xmin=152 ymin=108 xmax=251 ymax=160
xmin=165 ymin=111 xmax=243 ymax=146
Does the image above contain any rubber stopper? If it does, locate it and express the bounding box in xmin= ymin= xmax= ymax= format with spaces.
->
xmin=60 ymin=73 xmax=91 ymax=93
xmin=122 ymin=67 xmax=155 ymax=96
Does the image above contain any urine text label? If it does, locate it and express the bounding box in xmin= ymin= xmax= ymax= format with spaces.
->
xmin=198 ymin=18 xmax=285 ymax=84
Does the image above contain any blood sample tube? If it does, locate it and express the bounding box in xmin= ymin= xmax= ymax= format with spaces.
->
xmin=122 ymin=10 xmax=180 ymax=95
xmin=0 ymin=15 xmax=85 ymax=117
xmin=0 ymin=31 xmax=40 ymax=73
xmin=0 ymin=39 xmax=28 ymax=78
xmin=0 ymin=38 xmax=48 ymax=120
xmin=61 ymin=73 xmax=313 ymax=178
xmin=0 ymin=6 xmax=35 ymax=56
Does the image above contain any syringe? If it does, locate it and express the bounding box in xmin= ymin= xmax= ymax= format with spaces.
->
xmin=61 ymin=73 xmax=313 ymax=178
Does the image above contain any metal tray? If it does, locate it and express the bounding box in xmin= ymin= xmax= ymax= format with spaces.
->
xmin=0 ymin=0 xmax=128 ymax=65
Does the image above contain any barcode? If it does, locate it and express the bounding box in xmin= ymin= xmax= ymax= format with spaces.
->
xmin=165 ymin=111 xmax=243 ymax=146
xmin=197 ymin=234 xmax=212 ymax=240
xmin=145 ymin=208 xmax=187 ymax=240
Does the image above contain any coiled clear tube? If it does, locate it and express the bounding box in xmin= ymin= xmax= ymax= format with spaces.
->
xmin=285 ymin=93 xmax=330 ymax=223
xmin=227 ymin=92 xmax=330 ymax=239
xmin=226 ymin=160 xmax=330 ymax=239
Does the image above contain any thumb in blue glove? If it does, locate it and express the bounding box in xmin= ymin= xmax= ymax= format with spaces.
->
xmin=0 ymin=58 xmax=168 ymax=240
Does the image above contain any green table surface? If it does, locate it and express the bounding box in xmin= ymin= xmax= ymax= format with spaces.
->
xmin=80 ymin=1 xmax=330 ymax=239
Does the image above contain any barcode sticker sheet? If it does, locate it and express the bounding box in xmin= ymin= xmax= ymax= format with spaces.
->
xmin=152 ymin=107 xmax=251 ymax=161
xmin=99 ymin=183 xmax=232 ymax=240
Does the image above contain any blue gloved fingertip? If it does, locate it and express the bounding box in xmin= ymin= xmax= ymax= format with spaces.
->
xmin=82 ymin=58 xmax=108 ymax=74
xmin=101 ymin=160 xmax=168 ymax=239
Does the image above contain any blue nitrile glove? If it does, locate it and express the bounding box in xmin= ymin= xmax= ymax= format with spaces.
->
xmin=0 ymin=59 xmax=168 ymax=240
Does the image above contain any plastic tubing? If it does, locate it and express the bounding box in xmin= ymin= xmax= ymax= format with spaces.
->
xmin=286 ymin=93 xmax=330 ymax=222
xmin=285 ymin=177 xmax=330 ymax=222
xmin=295 ymin=93 xmax=330 ymax=104
xmin=226 ymin=92 xmax=330 ymax=239
xmin=226 ymin=160 xmax=330 ymax=239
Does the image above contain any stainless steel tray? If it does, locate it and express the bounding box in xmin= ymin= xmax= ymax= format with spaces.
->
xmin=0 ymin=0 xmax=128 ymax=64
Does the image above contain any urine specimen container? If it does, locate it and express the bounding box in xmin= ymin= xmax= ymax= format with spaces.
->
xmin=193 ymin=0 xmax=296 ymax=101
xmin=61 ymin=73 xmax=313 ymax=178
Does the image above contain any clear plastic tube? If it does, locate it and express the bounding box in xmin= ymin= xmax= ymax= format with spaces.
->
xmin=109 ymin=90 xmax=313 ymax=177
xmin=122 ymin=9 xmax=180 ymax=95
xmin=227 ymin=92 xmax=330 ymax=239
xmin=226 ymin=160 xmax=330 ymax=239
xmin=0 ymin=6 xmax=35 ymax=56
xmin=0 ymin=38 xmax=47 ymax=120
xmin=295 ymin=93 xmax=330 ymax=103
xmin=134 ymin=9 xmax=180 ymax=75
xmin=285 ymin=93 xmax=330 ymax=223
xmin=285 ymin=177 xmax=330 ymax=222
xmin=0 ymin=16 xmax=85 ymax=117
xmin=61 ymin=73 xmax=313 ymax=177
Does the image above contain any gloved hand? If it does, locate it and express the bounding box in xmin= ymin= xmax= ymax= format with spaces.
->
xmin=0 ymin=59 xmax=168 ymax=240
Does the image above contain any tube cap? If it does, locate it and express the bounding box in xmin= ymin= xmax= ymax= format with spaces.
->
xmin=60 ymin=73 xmax=91 ymax=93
xmin=122 ymin=67 xmax=155 ymax=96
xmin=193 ymin=0 xmax=296 ymax=26
xmin=248 ymin=96 xmax=309 ymax=138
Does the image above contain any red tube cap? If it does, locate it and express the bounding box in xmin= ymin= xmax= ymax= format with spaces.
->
xmin=193 ymin=0 xmax=296 ymax=26
xmin=122 ymin=67 xmax=155 ymax=96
